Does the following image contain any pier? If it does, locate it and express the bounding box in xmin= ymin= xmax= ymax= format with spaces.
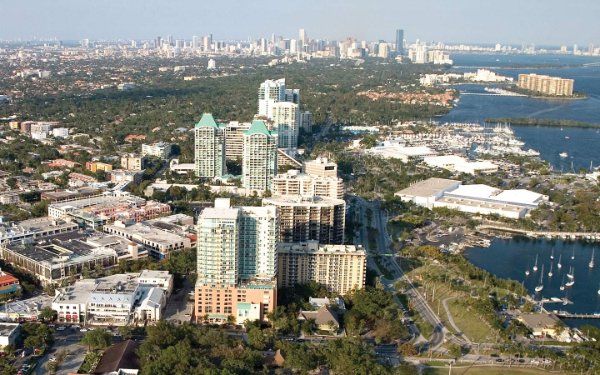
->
xmin=554 ymin=311 xmax=600 ymax=319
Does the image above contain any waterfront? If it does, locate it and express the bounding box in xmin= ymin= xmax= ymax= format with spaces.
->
xmin=442 ymin=53 xmax=600 ymax=170
xmin=465 ymin=238 xmax=600 ymax=328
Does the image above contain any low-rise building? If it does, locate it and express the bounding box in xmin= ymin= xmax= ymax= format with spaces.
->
xmin=109 ymin=169 xmax=144 ymax=184
xmin=141 ymin=142 xmax=172 ymax=159
xmin=104 ymin=217 xmax=192 ymax=259
xmin=0 ymin=232 xmax=120 ymax=286
xmin=366 ymin=142 xmax=437 ymax=162
xmin=0 ymin=323 xmax=20 ymax=349
xmin=85 ymin=161 xmax=113 ymax=173
xmin=277 ymin=242 xmax=367 ymax=295
xmin=120 ymin=154 xmax=146 ymax=171
xmin=0 ymin=271 xmax=20 ymax=295
xmin=395 ymin=178 xmax=549 ymax=219
xmin=52 ymin=271 xmax=172 ymax=325
xmin=423 ymin=155 xmax=498 ymax=175
xmin=517 ymin=313 xmax=562 ymax=338
xmin=0 ymin=217 xmax=79 ymax=245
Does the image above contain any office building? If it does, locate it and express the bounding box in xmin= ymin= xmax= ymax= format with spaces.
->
xmin=277 ymin=242 xmax=367 ymax=295
xmin=242 ymin=120 xmax=278 ymax=192
xmin=262 ymin=195 xmax=345 ymax=244
xmin=395 ymin=29 xmax=404 ymax=56
xmin=271 ymin=102 xmax=299 ymax=148
xmin=517 ymin=74 xmax=574 ymax=96
xmin=303 ymin=157 xmax=338 ymax=178
xmin=0 ymin=217 xmax=79 ymax=245
xmin=195 ymin=199 xmax=277 ymax=324
xmin=194 ymin=113 xmax=226 ymax=178
xmin=272 ymin=169 xmax=344 ymax=199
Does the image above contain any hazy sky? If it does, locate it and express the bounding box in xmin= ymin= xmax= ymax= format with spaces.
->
xmin=3 ymin=0 xmax=599 ymax=45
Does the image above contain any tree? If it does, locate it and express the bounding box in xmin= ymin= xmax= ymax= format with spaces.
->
xmin=39 ymin=307 xmax=57 ymax=322
xmin=81 ymin=329 xmax=112 ymax=351
xmin=247 ymin=326 xmax=268 ymax=350
xmin=118 ymin=325 xmax=135 ymax=340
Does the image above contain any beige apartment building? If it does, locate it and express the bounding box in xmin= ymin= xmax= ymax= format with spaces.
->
xmin=120 ymin=154 xmax=145 ymax=171
xmin=223 ymin=121 xmax=250 ymax=161
xmin=277 ymin=241 xmax=367 ymax=295
xmin=303 ymin=157 xmax=338 ymax=178
xmin=517 ymin=74 xmax=574 ymax=96
xmin=262 ymin=195 xmax=346 ymax=244
xmin=272 ymin=169 xmax=344 ymax=199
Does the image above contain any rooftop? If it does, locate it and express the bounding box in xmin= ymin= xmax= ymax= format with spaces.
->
xmin=245 ymin=120 xmax=271 ymax=136
xmin=195 ymin=113 xmax=220 ymax=129
xmin=263 ymin=195 xmax=345 ymax=207
xmin=395 ymin=178 xmax=461 ymax=197
xmin=0 ymin=323 xmax=19 ymax=337
xmin=278 ymin=241 xmax=365 ymax=255
xmin=92 ymin=340 xmax=140 ymax=374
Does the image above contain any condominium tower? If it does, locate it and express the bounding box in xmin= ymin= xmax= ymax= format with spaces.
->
xmin=271 ymin=101 xmax=299 ymax=149
xmin=194 ymin=113 xmax=225 ymax=178
xmin=277 ymin=241 xmax=367 ymax=295
xmin=195 ymin=199 xmax=278 ymax=324
xmin=262 ymin=195 xmax=345 ymax=244
xmin=242 ymin=120 xmax=278 ymax=192
xmin=517 ymin=74 xmax=574 ymax=96
xmin=257 ymin=78 xmax=300 ymax=120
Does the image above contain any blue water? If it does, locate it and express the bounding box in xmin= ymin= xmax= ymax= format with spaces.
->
xmin=441 ymin=53 xmax=600 ymax=170
xmin=465 ymin=238 xmax=600 ymax=328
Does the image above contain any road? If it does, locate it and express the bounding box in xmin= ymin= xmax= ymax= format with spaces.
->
xmin=36 ymin=327 xmax=87 ymax=375
xmin=353 ymin=196 xmax=448 ymax=350
xmin=164 ymin=277 xmax=194 ymax=324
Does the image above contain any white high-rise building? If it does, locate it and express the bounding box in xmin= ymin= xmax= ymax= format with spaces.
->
xmin=194 ymin=113 xmax=225 ymax=178
xmin=239 ymin=205 xmax=279 ymax=281
xmin=378 ymin=43 xmax=389 ymax=58
xmin=258 ymin=78 xmax=286 ymax=119
xmin=257 ymin=78 xmax=300 ymax=120
xmin=242 ymin=120 xmax=278 ymax=191
xmin=271 ymin=102 xmax=299 ymax=148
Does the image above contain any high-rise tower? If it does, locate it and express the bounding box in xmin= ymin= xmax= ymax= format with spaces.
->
xmin=194 ymin=113 xmax=225 ymax=178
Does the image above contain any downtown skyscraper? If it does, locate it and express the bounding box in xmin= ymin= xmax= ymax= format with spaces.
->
xmin=395 ymin=29 xmax=405 ymax=56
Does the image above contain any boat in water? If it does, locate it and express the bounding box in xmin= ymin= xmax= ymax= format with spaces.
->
xmin=560 ymin=275 xmax=565 ymax=291
xmin=533 ymin=254 xmax=539 ymax=272
xmin=548 ymin=262 xmax=554 ymax=278
xmin=535 ymin=265 xmax=544 ymax=293
xmin=567 ymin=266 xmax=575 ymax=280
xmin=550 ymin=248 xmax=554 ymax=260
xmin=557 ymin=254 xmax=562 ymax=269
xmin=559 ymin=152 xmax=569 ymax=158
xmin=590 ymin=248 xmax=596 ymax=269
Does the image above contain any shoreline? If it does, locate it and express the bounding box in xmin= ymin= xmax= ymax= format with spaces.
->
xmin=485 ymin=117 xmax=600 ymax=129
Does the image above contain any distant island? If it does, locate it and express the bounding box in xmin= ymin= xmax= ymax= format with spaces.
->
xmin=485 ymin=117 xmax=600 ymax=128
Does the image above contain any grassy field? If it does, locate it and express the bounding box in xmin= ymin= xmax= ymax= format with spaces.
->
xmin=423 ymin=366 xmax=555 ymax=375
xmin=446 ymin=299 xmax=497 ymax=343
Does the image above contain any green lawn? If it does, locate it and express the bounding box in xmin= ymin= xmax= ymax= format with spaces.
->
xmin=446 ymin=299 xmax=497 ymax=343
xmin=423 ymin=366 xmax=554 ymax=375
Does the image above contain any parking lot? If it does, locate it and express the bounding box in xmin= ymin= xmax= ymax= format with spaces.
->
xmin=164 ymin=277 xmax=194 ymax=324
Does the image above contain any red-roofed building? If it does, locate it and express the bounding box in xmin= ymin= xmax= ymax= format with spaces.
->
xmin=0 ymin=271 xmax=20 ymax=295
xmin=48 ymin=159 xmax=79 ymax=168
xmin=124 ymin=134 xmax=146 ymax=142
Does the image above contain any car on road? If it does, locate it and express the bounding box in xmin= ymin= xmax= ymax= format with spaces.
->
xmin=56 ymin=326 xmax=66 ymax=331
xmin=495 ymin=358 xmax=504 ymax=363
xmin=49 ymin=356 xmax=57 ymax=362
xmin=80 ymin=328 xmax=89 ymax=332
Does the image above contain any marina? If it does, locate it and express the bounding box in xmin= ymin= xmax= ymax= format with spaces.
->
xmin=465 ymin=238 xmax=600 ymax=328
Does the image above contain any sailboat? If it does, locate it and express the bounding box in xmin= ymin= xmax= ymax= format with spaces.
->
xmin=550 ymin=248 xmax=554 ymax=260
xmin=560 ymin=275 xmax=565 ymax=291
xmin=567 ymin=266 xmax=574 ymax=279
xmin=533 ymin=254 xmax=539 ymax=272
xmin=590 ymin=248 xmax=595 ymax=269
xmin=565 ymin=267 xmax=575 ymax=287
xmin=525 ymin=261 xmax=530 ymax=276
xmin=597 ymin=283 xmax=600 ymax=296
xmin=535 ymin=265 xmax=544 ymax=292
xmin=557 ymin=254 xmax=562 ymax=269
xmin=548 ymin=262 xmax=554 ymax=278
xmin=571 ymin=247 xmax=575 ymax=260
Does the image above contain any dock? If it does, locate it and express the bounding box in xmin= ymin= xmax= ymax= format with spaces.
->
xmin=553 ymin=311 xmax=600 ymax=319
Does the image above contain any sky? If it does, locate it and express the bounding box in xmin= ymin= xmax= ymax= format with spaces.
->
xmin=2 ymin=0 xmax=599 ymax=46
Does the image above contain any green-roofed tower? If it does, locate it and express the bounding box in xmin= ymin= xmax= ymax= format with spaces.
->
xmin=195 ymin=113 xmax=225 ymax=178
xmin=242 ymin=120 xmax=278 ymax=191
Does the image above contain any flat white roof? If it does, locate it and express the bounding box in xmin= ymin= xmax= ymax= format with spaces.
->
xmin=449 ymin=184 xmax=501 ymax=199
xmin=396 ymin=178 xmax=461 ymax=198
xmin=494 ymin=189 xmax=545 ymax=206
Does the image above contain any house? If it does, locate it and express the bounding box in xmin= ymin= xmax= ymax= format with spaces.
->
xmin=92 ymin=339 xmax=140 ymax=375
xmin=517 ymin=313 xmax=562 ymax=338
xmin=298 ymin=305 xmax=340 ymax=333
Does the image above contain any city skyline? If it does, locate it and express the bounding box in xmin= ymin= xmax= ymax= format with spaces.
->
xmin=2 ymin=0 xmax=600 ymax=45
